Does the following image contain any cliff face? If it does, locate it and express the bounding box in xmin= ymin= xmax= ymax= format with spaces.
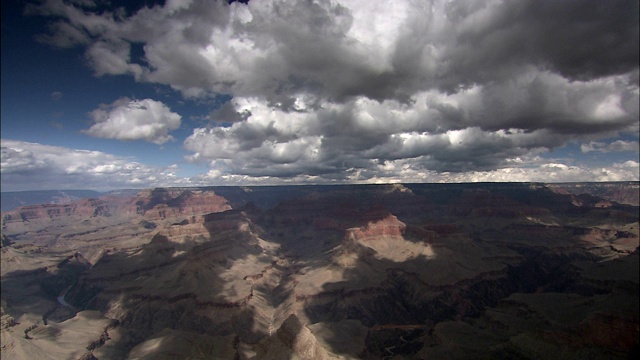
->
xmin=0 ymin=190 xmax=104 ymax=212
xmin=345 ymin=207 xmax=406 ymax=241
xmin=2 ymin=189 xmax=230 ymax=224
xmin=547 ymin=182 xmax=640 ymax=206
xmin=1 ymin=182 xmax=638 ymax=359
xmin=2 ymin=198 xmax=110 ymax=222
xmin=130 ymin=188 xmax=231 ymax=219
xmin=253 ymin=314 xmax=338 ymax=360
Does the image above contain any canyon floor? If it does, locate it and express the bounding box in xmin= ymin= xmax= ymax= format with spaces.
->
xmin=1 ymin=182 xmax=638 ymax=359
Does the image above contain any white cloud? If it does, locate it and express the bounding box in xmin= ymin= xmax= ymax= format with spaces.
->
xmin=0 ymin=139 xmax=185 ymax=191
xmin=581 ymin=140 xmax=639 ymax=153
xmin=83 ymin=98 xmax=181 ymax=144
xmin=85 ymin=40 xmax=145 ymax=78
xmin=335 ymin=158 xmax=640 ymax=184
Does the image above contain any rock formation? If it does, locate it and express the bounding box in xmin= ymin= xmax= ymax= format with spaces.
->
xmin=1 ymin=182 xmax=638 ymax=359
xmin=253 ymin=314 xmax=337 ymax=360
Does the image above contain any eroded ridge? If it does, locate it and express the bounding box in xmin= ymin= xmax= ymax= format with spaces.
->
xmin=1 ymin=183 xmax=638 ymax=359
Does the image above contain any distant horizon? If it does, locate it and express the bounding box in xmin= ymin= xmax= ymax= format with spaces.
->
xmin=2 ymin=180 xmax=639 ymax=194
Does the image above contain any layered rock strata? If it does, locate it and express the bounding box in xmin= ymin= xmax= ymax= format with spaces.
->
xmin=1 ymin=183 xmax=638 ymax=359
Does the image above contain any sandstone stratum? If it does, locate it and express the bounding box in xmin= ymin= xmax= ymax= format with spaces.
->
xmin=1 ymin=182 xmax=638 ymax=359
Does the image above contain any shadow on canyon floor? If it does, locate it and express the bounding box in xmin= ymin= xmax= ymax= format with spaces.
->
xmin=3 ymin=183 xmax=638 ymax=359
xmin=62 ymin=216 xmax=265 ymax=358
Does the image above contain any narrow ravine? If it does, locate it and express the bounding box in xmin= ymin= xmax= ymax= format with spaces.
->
xmin=57 ymin=284 xmax=73 ymax=308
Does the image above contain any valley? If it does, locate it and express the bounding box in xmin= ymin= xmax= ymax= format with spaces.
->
xmin=1 ymin=182 xmax=638 ymax=359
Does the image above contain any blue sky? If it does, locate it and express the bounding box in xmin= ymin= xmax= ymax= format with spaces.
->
xmin=1 ymin=1 xmax=214 ymax=168
xmin=1 ymin=0 xmax=638 ymax=192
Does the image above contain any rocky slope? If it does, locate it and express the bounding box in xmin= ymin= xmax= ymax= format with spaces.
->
xmin=2 ymin=188 xmax=230 ymax=224
xmin=0 ymin=190 xmax=104 ymax=212
xmin=1 ymin=182 xmax=638 ymax=359
xmin=547 ymin=181 xmax=640 ymax=205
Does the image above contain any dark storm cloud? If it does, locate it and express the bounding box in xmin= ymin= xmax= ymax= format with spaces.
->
xmin=437 ymin=0 xmax=639 ymax=91
xmin=31 ymin=0 xmax=639 ymax=99
xmin=208 ymin=101 xmax=252 ymax=123
xmin=29 ymin=0 xmax=639 ymax=183
xmin=517 ymin=0 xmax=638 ymax=80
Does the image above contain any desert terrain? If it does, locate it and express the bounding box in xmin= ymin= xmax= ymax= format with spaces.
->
xmin=1 ymin=182 xmax=638 ymax=359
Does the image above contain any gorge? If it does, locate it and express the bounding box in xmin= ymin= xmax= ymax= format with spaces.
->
xmin=1 ymin=182 xmax=638 ymax=359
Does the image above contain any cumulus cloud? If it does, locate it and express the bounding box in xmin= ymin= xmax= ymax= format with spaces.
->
xmin=83 ymin=98 xmax=181 ymax=144
xmin=31 ymin=0 xmax=639 ymax=183
xmin=183 ymin=92 xmax=628 ymax=179
xmin=0 ymin=139 xmax=187 ymax=191
xmin=31 ymin=0 xmax=638 ymax=98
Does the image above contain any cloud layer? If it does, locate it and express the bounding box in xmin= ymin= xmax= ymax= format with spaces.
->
xmin=581 ymin=140 xmax=639 ymax=153
xmin=0 ymin=140 xmax=186 ymax=191
xmin=2 ymin=139 xmax=638 ymax=191
xmin=30 ymin=0 xmax=639 ymax=183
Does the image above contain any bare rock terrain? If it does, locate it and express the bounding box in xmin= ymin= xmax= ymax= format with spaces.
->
xmin=1 ymin=183 xmax=638 ymax=359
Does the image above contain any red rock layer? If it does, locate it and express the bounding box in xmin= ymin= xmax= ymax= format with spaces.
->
xmin=2 ymin=189 xmax=231 ymax=223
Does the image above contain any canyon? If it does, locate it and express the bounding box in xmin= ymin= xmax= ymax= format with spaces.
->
xmin=1 ymin=182 xmax=638 ymax=359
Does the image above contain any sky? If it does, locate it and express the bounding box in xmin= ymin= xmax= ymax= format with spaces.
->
xmin=1 ymin=0 xmax=639 ymax=192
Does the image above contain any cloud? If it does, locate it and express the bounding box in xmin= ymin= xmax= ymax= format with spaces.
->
xmin=426 ymin=71 xmax=638 ymax=134
xmin=83 ymin=98 xmax=181 ymax=144
xmin=1 ymin=139 xmax=636 ymax=192
xmin=85 ymin=40 xmax=145 ymax=78
xmin=32 ymin=0 xmax=638 ymax=99
xmin=438 ymin=161 xmax=640 ymax=183
xmin=188 ymin=156 xmax=640 ymax=185
xmin=30 ymin=0 xmax=639 ymax=183
xmin=581 ymin=140 xmax=639 ymax=153
xmin=207 ymin=101 xmax=252 ymax=123
xmin=0 ymin=139 xmax=186 ymax=191
xmin=183 ymin=91 xmax=631 ymax=179
xmin=50 ymin=91 xmax=63 ymax=101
